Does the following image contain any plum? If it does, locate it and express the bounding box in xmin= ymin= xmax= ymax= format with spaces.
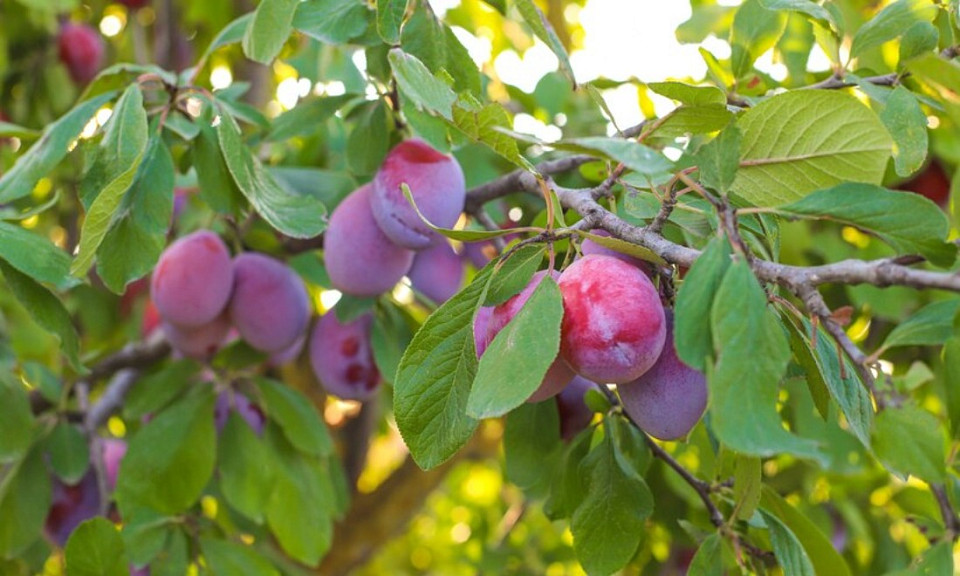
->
xmin=229 ymin=253 xmax=310 ymax=354
xmin=100 ymin=438 xmax=127 ymax=491
xmin=555 ymin=376 xmax=595 ymax=441
xmin=370 ymin=139 xmax=466 ymax=249
xmin=618 ymin=311 xmax=707 ymax=441
xmin=308 ymin=312 xmax=381 ymax=401
xmin=151 ymin=230 xmax=234 ymax=329
xmin=896 ymin=160 xmax=950 ymax=207
xmin=58 ymin=23 xmax=105 ymax=85
xmin=119 ymin=0 xmax=151 ymax=8
xmin=408 ymin=241 xmax=464 ymax=304
xmin=484 ymin=270 xmax=575 ymax=402
xmin=558 ymin=254 xmax=665 ymax=384
xmin=325 ymin=184 xmax=415 ymax=297
xmin=581 ymin=229 xmax=651 ymax=272
xmin=214 ymin=392 xmax=266 ymax=435
xmin=44 ymin=472 xmax=101 ymax=547
xmin=269 ymin=333 xmax=305 ymax=367
xmin=473 ymin=306 xmax=494 ymax=358
xmin=161 ymin=313 xmax=231 ymax=360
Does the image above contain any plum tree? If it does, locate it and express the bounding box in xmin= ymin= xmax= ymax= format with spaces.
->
xmin=57 ymin=23 xmax=105 ymax=85
xmin=44 ymin=472 xmax=100 ymax=547
xmin=325 ymin=184 xmax=415 ymax=297
xmin=308 ymin=311 xmax=380 ymax=401
xmin=161 ymin=313 xmax=231 ymax=360
xmin=484 ymin=270 xmax=575 ymax=401
xmin=407 ymin=241 xmax=464 ymax=304
xmin=229 ymin=252 xmax=310 ymax=353
xmin=618 ymin=312 xmax=707 ymax=441
xmin=214 ymin=392 xmax=266 ymax=435
xmin=555 ymin=376 xmax=595 ymax=441
xmin=150 ymin=230 xmax=234 ymax=329
xmin=558 ymin=254 xmax=666 ymax=384
xmin=370 ymin=139 xmax=466 ymax=249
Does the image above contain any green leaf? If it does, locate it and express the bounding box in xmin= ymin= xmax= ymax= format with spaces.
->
xmin=0 ymin=93 xmax=114 ymax=203
xmin=121 ymin=511 xmax=171 ymax=567
xmin=401 ymin=8 xmax=481 ymax=96
xmin=850 ymin=0 xmax=938 ymax=59
xmin=150 ymin=529 xmax=189 ymax=576
xmin=200 ymin=15 xmax=254 ymax=64
xmin=264 ymin=428 xmax=334 ymax=566
xmin=504 ymin=400 xmax=561 ymax=496
xmin=710 ymin=261 xmax=821 ymax=460
xmin=563 ymin=137 xmax=674 ymax=178
xmin=647 ymin=105 xmax=733 ymax=139
xmin=902 ymin=541 xmax=954 ymax=575
xmin=778 ymin=183 xmax=953 ymax=266
xmin=881 ymin=299 xmax=960 ymax=352
xmin=0 ymin=447 xmax=51 ymax=558
xmin=47 ymin=421 xmax=90 ymax=484
xmin=71 ymin=85 xmax=149 ymax=278
xmin=734 ymin=454 xmax=761 ymax=521
xmin=346 ymin=100 xmax=391 ymax=175
xmin=96 ymin=138 xmax=175 ymax=293
xmin=675 ymin=237 xmax=732 ymax=371
xmin=267 ymin=94 xmax=356 ymax=141
xmin=758 ymin=0 xmax=836 ymax=29
xmin=217 ymin=110 xmax=328 ymax=238
xmin=761 ymin=511 xmax=815 ymax=576
xmin=377 ymin=0 xmax=407 ymax=43
xmin=370 ymin=303 xmax=413 ymax=385
xmin=115 ymin=388 xmax=217 ymax=516
xmin=65 ymin=518 xmax=128 ymax=576
xmin=647 ymin=82 xmax=726 ymax=106
xmin=872 ymin=404 xmax=947 ymax=483
xmin=514 ymin=0 xmax=575 ymax=85
xmin=194 ymin=125 xmax=244 ymax=215
xmin=201 ymin=538 xmax=280 ymax=576
xmin=219 ymin=413 xmax=276 ymax=524
xmin=389 ymin=48 xmax=457 ymax=121
xmin=123 ymin=361 xmax=199 ymax=421
xmin=729 ymin=0 xmax=788 ymax=78
xmin=483 ymin=244 xmax=544 ymax=306
xmin=394 ymin=267 xmax=493 ymax=469
xmin=571 ymin=426 xmax=653 ymax=576
xmin=900 ymin=21 xmax=939 ymax=62
xmin=256 ymin=378 xmax=333 ymax=457
xmin=0 ymin=379 xmax=34 ymax=464
xmin=293 ymin=0 xmax=370 ymax=45
xmin=880 ymin=87 xmax=928 ymax=178
xmin=941 ymin=337 xmax=960 ymax=438
xmin=468 ymin=275 xmax=563 ymax=418
xmin=687 ymin=533 xmax=724 ymax=576
xmin=697 ymin=125 xmax=741 ymax=195
xmin=450 ymin=101 xmax=534 ymax=171
xmin=544 ymin=430 xmax=592 ymax=520
xmin=242 ymin=0 xmax=300 ymax=64
xmin=0 ymin=261 xmax=82 ymax=371
xmin=574 ymin=230 xmax=665 ymax=266
xmin=781 ymin=314 xmax=873 ymax=448
xmin=733 ymin=90 xmax=893 ymax=206
xmin=760 ymin=487 xmax=852 ymax=576
xmin=0 ymin=121 xmax=40 ymax=140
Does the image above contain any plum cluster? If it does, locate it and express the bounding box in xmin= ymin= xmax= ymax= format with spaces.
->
xmin=475 ymin=250 xmax=708 ymax=441
xmin=325 ymin=139 xmax=466 ymax=304
xmin=150 ymin=230 xmax=310 ymax=361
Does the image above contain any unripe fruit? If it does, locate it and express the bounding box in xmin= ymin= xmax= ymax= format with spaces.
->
xmin=309 ymin=312 xmax=380 ymax=401
xmin=58 ymin=23 xmax=105 ymax=85
xmin=325 ymin=184 xmax=415 ymax=297
xmin=151 ymin=230 xmax=234 ymax=329
xmin=485 ymin=270 xmax=575 ymax=402
xmin=556 ymin=376 xmax=595 ymax=441
xmin=214 ymin=392 xmax=266 ymax=435
xmin=229 ymin=253 xmax=310 ymax=353
xmin=370 ymin=139 xmax=466 ymax=249
xmin=618 ymin=312 xmax=707 ymax=440
xmin=101 ymin=438 xmax=127 ymax=491
xmin=161 ymin=313 xmax=231 ymax=360
xmin=44 ymin=472 xmax=100 ymax=547
xmin=558 ymin=255 xmax=666 ymax=384
xmin=408 ymin=241 xmax=464 ymax=304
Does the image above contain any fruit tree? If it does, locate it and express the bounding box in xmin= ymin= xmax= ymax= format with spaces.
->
xmin=2 ymin=0 xmax=960 ymax=574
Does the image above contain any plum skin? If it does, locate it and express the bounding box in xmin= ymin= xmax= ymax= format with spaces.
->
xmin=44 ymin=471 xmax=101 ymax=547
xmin=58 ymin=23 xmax=105 ymax=85
xmin=214 ymin=392 xmax=266 ymax=435
xmin=558 ymin=254 xmax=666 ymax=384
xmin=370 ymin=139 xmax=466 ymax=249
xmin=484 ymin=270 xmax=575 ymax=402
xmin=162 ymin=313 xmax=231 ymax=360
xmin=555 ymin=376 xmax=595 ymax=441
xmin=325 ymin=184 xmax=415 ymax=297
xmin=309 ymin=312 xmax=381 ymax=401
xmin=151 ymin=230 xmax=234 ymax=329
xmin=408 ymin=241 xmax=464 ymax=304
xmin=618 ymin=311 xmax=707 ymax=441
xmin=229 ymin=252 xmax=311 ymax=354
xmin=101 ymin=438 xmax=128 ymax=491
